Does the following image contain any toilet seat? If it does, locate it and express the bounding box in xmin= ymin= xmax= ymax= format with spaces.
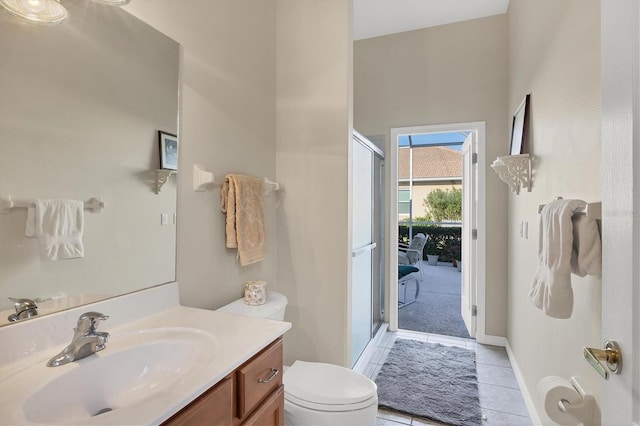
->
xmin=284 ymin=361 xmax=378 ymax=412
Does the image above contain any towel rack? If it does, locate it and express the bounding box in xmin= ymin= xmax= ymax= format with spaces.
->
xmin=192 ymin=164 xmax=281 ymax=195
xmin=538 ymin=197 xmax=602 ymax=219
xmin=0 ymin=195 xmax=105 ymax=215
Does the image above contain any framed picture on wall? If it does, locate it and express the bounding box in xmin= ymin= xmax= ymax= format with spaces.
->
xmin=509 ymin=94 xmax=530 ymax=155
xmin=158 ymin=131 xmax=178 ymax=170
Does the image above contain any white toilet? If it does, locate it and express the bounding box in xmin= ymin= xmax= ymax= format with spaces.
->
xmin=217 ymin=291 xmax=378 ymax=426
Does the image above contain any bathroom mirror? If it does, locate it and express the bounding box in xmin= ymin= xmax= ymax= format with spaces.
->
xmin=0 ymin=0 xmax=180 ymax=325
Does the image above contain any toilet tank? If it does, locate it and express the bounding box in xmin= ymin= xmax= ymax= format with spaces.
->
xmin=216 ymin=291 xmax=288 ymax=320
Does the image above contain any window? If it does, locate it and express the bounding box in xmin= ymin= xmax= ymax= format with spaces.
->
xmin=398 ymin=189 xmax=411 ymax=216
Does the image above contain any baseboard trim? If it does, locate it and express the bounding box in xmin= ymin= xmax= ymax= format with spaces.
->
xmin=476 ymin=333 xmax=507 ymax=347
xmin=353 ymin=323 xmax=389 ymax=373
xmin=505 ymin=340 xmax=544 ymax=426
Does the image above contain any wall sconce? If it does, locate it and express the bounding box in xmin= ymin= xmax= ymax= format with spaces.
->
xmin=91 ymin=0 xmax=130 ymax=5
xmin=0 ymin=0 xmax=69 ymax=24
xmin=0 ymin=0 xmax=132 ymax=25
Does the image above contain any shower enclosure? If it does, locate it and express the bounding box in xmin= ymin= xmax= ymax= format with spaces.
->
xmin=351 ymin=131 xmax=385 ymax=366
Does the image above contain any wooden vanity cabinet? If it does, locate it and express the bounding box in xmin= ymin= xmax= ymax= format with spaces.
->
xmin=164 ymin=338 xmax=284 ymax=426
xmin=164 ymin=376 xmax=234 ymax=426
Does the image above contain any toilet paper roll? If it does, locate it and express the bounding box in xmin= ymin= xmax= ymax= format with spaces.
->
xmin=244 ymin=281 xmax=267 ymax=305
xmin=538 ymin=376 xmax=582 ymax=426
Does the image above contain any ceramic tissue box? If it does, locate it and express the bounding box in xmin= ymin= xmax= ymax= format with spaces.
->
xmin=244 ymin=281 xmax=267 ymax=305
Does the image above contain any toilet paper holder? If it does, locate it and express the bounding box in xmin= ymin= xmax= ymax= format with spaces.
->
xmin=540 ymin=376 xmax=597 ymax=426
xmin=557 ymin=376 xmax=591 ymax=412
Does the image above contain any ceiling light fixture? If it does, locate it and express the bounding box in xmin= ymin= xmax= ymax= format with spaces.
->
xmin=91 ymin=0 xmax=131 ymax=5
xmin=0 ymin=0 xmax=69 ymax=24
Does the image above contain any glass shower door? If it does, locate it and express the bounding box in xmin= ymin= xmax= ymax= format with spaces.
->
xmin=371 ymin=155 xmax=385 ymax=336
xmin=351 ymin=132 xmax=385 ymax=366
xmin=352 ymin=138 xmax=373 ymax=365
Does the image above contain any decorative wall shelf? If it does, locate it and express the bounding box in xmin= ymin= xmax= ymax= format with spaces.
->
xmin=155 ymin=169 xmax=176 ymax=194
xmin=491 ymin=154 xmax=532 ymax=194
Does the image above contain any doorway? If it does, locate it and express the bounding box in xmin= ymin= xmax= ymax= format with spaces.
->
xmin=389 ymin=122 xmax=486 ymax=341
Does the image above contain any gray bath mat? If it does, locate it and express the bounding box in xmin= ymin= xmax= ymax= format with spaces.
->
xmin=375 ymin=339 xmax=482 ymax=426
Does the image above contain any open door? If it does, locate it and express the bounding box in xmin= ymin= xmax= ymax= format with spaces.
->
xmin=461 ymin=132 xmax=476 ymax=337
xmin=599 ymin=2 xmax=639 ymax=421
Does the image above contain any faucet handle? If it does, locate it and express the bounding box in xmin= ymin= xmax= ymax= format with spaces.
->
xmin=9 ymin=297 xmax=38 ymax=311
xmin=7 ymin=298 xmax=38 ymax=322
xmin=76 ymin=311 xmax=109 ymax=333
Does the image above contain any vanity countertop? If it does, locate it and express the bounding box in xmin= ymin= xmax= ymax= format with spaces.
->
xmin=0 ymin=284 xmax=291 ymax=425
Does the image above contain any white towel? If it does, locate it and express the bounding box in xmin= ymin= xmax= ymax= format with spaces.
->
xmin=571 ymin=213 xmax=602 ymax=277
xmin=529 ymin=199 xmax=601 ymax=319
xmin=25 ymin=199 xmax=84 ymax=260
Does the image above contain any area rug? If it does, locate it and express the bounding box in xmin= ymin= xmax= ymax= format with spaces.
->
xmin=375 ymin=339 xmax=482 ymax=426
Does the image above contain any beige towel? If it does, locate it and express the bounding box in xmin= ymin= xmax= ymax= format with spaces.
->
xmin=220 ymin=174 xmax=265 ymax=266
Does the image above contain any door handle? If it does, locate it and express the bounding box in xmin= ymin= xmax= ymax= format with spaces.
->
xmin=583 ymin=340 xmax=622 ymax=379
xmin=352 ymin=242 xmax=377 ymax=257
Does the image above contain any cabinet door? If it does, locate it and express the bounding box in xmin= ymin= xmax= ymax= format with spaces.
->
xmin=163 ymin=376 xmax=233 ymax=426
xmin=237 ymin=339 xmax=283 ymax=419
xmin=241 ymin=385 xmax=284 ymax=426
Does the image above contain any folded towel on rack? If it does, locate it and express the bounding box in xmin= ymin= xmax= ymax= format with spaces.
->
xmin=25 ymin=199 xmax=84 ymax=260
xmin=529 ymin=199 xmax=601 ymax=319
xmin=220 ymin=174 xmax=265 ymax=266
xmin=571 ymin=213 xmax=602 ymax=277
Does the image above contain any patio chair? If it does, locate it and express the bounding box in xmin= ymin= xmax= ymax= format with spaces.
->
xmin=398 ymin=265 xmax=420 ymax=308
xmin=398 ymin=233 xmax=427 ymax=278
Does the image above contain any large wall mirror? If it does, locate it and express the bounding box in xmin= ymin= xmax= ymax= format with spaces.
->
xmin=0 ymin=0 xmax=180 ymax=326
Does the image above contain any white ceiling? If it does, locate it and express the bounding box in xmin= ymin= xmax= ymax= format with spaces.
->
xmin=353 ymin=0 xmax=510 ymax=41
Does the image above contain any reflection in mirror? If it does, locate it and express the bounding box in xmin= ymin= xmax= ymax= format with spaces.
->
xmin=0 ymin=0 xmax=180 ymax=326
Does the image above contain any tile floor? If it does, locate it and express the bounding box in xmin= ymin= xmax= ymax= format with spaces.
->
xmin=358 ymin=329 xmax=532 ymax=426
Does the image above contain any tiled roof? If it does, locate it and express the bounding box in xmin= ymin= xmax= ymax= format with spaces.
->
xmin=398 ymin=146 xmax=462 ymax=179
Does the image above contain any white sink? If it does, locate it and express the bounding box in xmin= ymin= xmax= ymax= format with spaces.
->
xmin=6 ymin=327 xmax=219 ymax=425
xmin=0 ymin=285 xmax=290 ymax=425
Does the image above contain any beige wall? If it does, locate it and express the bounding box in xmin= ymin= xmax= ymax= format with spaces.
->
xmin=130 ymin=0 xmax=354 ymax=367
xmin=125 ymin=1 xmax=278 ymax=312
xmin=354 ymin=15 xmax=509 ymax=337
xmin=506 ymin=1 xmax=602 ymax=422
xmin=275 ymin=0 xmax=353 ymax=367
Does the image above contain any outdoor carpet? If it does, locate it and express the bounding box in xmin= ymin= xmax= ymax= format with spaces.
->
xmin=398 ymin=269 xmax=471 ymax=339
xmin=375 ymin=339 xmax=482 ymax=426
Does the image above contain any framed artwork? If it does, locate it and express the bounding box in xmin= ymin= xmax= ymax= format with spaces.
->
xmin=510 ymin=94 xmax=530 ymax=155
xmin=158 ymin=131 xmax=178 ymax=170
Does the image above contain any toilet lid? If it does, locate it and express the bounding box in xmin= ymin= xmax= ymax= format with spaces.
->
xmin=283 ymin=361 xmax=377 ymax=407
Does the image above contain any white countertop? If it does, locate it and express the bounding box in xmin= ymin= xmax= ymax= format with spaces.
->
xmin=0 ymin=283 xmax=291 ymax=425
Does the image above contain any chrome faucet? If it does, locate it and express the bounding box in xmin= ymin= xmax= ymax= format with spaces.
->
xmin=47 ymin=312 xmax=109 ymax=367
xmin=7 ymin=297 xmax=38 ymax=322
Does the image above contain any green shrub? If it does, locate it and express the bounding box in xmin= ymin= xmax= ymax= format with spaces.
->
xmin=423 ymin=188 xmax=462 ymax=222
xmin=399 ymin=225 xmax=461 ymax=262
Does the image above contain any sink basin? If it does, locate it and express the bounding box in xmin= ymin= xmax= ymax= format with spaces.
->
xmin=12 ymin=327 xmax=218 ymax=425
